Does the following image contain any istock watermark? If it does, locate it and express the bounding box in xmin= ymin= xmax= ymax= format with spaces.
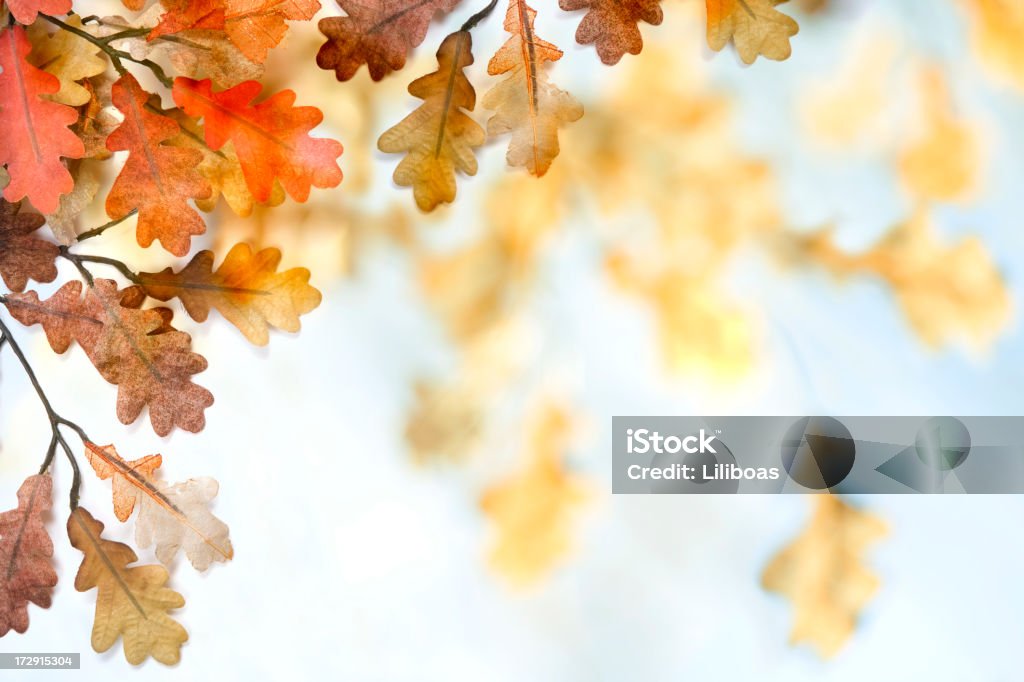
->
xmin=612 ymin=416 xmax=1024 ymax=494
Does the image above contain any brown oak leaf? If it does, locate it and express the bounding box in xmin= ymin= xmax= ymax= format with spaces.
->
xmin=316 ymin=0 xmax=463 ymax=81
xmin=559 ymin=0 xmax=663 ymax=65
xmin=4 ymin=279 xmax=214 ymax=436
xmin=0 ymin=475 xmax=57 ymax=636
xmin=0 ymin=200 xmax=58 ymax=293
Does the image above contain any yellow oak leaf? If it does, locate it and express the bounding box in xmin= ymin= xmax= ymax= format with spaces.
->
xmin=139 ymin=243 xmax=322 ymax=346
xmin=762 ymin=496 xmax=886 ymax=658
xmin=483 ymin=0 xmax=583 ymax=176
xmin=962 ymin=0 xmax=1024 ymax=91
xmin=898 ymin=68 xmax=981 ymax=202
xmin=705 ymin=0 xmax=799 ymax=64
xmin=46 ymin=158 xmax=102 ymax=244
xmin=480 ymin=405 xmax=589 ymax=586
xmin=68 ymin=507 xmax=188 ymax=666
xmin=378 ymin=31 xmax=486 ymax=211
xmin=27 ymin=16 xmax=107 ymax=107
xmin=84 ymin=443 xmax=233 ymax=571
xmin=606 ymin=251 xmax=753 ymax=379
xmin=789 ymin=210 xmax=1010 ymax=349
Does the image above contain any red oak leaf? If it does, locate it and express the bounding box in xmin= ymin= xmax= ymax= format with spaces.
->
xmin=171 ymin=77 xmax=344 ymax=203
xmin=0 ymin=26 xmax=84 ymax=214
xmin=316 ymin=0 xmax=463 ymax=81
xmin=4 ymin=0 xmax=72 ymax=24
xmin=106 ymin=74 xmax=211 ymax=257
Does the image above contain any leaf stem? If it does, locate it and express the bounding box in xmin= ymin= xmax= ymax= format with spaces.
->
xmin=0 ymin=313 xmax=88 ymax=509
xmin=42 ymin=14 xmax=174 ymax=88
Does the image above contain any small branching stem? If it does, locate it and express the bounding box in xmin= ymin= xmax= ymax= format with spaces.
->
xmin=0 ymin=314 xmax=88 ymax=510
xmin=42 ymin=14 xmax=174 ymax=88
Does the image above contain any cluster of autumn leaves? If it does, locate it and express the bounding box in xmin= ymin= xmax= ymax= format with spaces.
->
xmin=0 ymin=0 xmax=334 ymax=665
xmin=316 ymin=0 xmax=801 ymax=209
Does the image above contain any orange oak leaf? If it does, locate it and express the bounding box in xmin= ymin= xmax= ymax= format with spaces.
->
xmin=377 ymin=31 xmax=485 ymax=211
xmin=3 ymin=0 xmax=71 ymax=24
xmin=172 ymin=77 xmax=344 ymax=203
xmin=0 ymin=475 xmax=57 ymax=636
xmin=0 ymin=200 xmax=58 ymax=293
xmin=316 ymin=0 xmax=463 ymax=81
xmin=484 ymin=0 xmax=583 ymax=176
xmin=138 ymin=243 xmax=322 ymax=346
xmin=4 ymin=280 xmax=214 ymax=436
xmin=68 ymin=507 xmax=188 ymax=665
xmin=84 ymin=443 xmax=234 ymax=571
xmin=107 ymin=74 xmax=212 ymax=257
xmin=0 ymin=26 xmax=84 ymax=214
xmin=705 ymin=0 xmax=799 ymax=63
xmin=558 ymin=0 xmax=662 ymax=65
xmin=152 ymin=0 xmax=320 ymax=64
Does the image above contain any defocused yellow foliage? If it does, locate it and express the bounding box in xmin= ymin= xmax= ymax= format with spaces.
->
xmin=800 ymin=36 xmax=897 ymax=149
xmin=788 ymin=209 xmax=1010 ymax=349
xmin=962 ymin=0 xmax=1024 ymax=90
xmin=898 ymin=68 xmax=981 ymax=202
xmin=480 ymin=405 xmax=589 ymax=587
xmin=762 ymin=495 xmax=887 ymax=658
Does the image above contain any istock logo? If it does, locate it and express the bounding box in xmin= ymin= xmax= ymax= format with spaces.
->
xmin=626 ymin=428 xmax=718 ymax=455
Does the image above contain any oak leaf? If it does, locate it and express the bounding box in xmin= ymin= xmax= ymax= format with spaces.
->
xmin=480 ymin=405 xmax=589 ymax=585
xmin=484 ymin=0 xmax=583 ymax=176
xmin=160 ymin=102 xmax=285 ymax=216
xmin=99 ymin=11 xmax=263 ymax=89
xmin=3 ymin=0 xmax=71 ymax=24
xmin=963 ymin=0 xmax=1024 ymax=91
xmin=762 ymin=496 xmax=886 ymax=658
xmin=84 ymin=443 xmax=233 ymax=571
xmin=558 ymin=0 xmax=663 ymax=65
xmin=378 ymin=31 xmax=485 ymax=211
xmin=26 ymin=17 xmax=107 ymax=108
xmin=0 ymin=475 xmax=57 ymax=636
xmin=172 ymin=77 xmax=344 ymax=203
xmin=138 ymin=243 xmax=322 ymax=345
xmin=898 ymin=68 xmax=980 ymax=202
xmin=705 ymin=0 xmax=799 ymax=64
xmin=316 ymin=0 xmax=462 ymax=81
xmin=0 ymin=26 xmax=84 ymax=214
xmin=152 ymin=0 xmax=320 ymax=64
xmin=107 ymin=73 xmax=212 ymax=257
xmin=791 ymin=210 xmax=1010 ymax=349
xmin=0 ymin=200 xmax=58 ymax=293
xmin=4 ymin=279 xmax=214 ymax=435
xmin=68 ymin=507 xmax=188 ymax=665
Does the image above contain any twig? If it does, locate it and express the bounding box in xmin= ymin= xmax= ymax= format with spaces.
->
xmin=75 ymin=209 xmax=137 ymax=243
xmin=461 ymin=0 xmax=499 ymax=32
xmin=0 ymin=316 xmax=88 ymax=509
xmin=42 ymin=15 xmax=174 ymax=88
xmin=59 ymin=246 xmax=141 ymax=284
